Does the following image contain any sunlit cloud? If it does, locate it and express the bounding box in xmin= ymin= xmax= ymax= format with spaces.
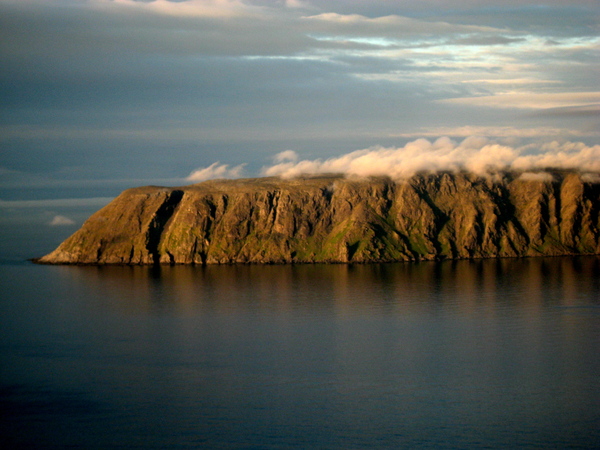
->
xmin=303 ymin=12 xmax=498 ymax=34
xmin=92 ymin=0 xmax=257 ymax=18
xmin=1 ymin=0 xmax=598 ymax=193
xmin=463 ymin=78 xmax=561 ymax=86
xmin=261 ymin=137 xmax=600 ymax=179
xmin=518 ymin=172 xmax=555 ymax=182
xmin=273 ymin=150 xmax=299 ymax=163
xmin=581 ymin=173 xmax=600 ymax=183
xmin=394 ymin=126 xmax=599 ymax=139
xmin=186 ymin=162 xmax=246 ymax=182
xmin=441 ymin=92 xmax=600 ymax=110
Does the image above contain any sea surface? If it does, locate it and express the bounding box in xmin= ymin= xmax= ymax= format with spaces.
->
xmin=1 ymin=257 xmax=599 ymax=449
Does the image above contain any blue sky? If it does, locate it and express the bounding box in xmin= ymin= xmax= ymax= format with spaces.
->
xmin=0 ymin=0 xmax=599 ymax=233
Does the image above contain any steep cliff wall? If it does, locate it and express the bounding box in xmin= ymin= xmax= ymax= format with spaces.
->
xmin=37 ymin=171 xmax=600 ymax=264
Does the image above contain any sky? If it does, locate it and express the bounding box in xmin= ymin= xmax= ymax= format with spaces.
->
xmin=0 ymin=0 xmax=599 ymax=242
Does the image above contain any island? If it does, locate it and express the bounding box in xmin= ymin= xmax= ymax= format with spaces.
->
xmin=36 ymin=171 xmax=600 ymax=265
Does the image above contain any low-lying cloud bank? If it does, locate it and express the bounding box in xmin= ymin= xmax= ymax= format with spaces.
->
xmin=262 ymin=137 xmax=600 ymax=179
xmin=185 ymin=138 xmax=600 ymax=183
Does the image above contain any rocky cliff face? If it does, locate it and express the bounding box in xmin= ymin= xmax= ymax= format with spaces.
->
xmin=37 ymin=171 xmax=600 ymax=264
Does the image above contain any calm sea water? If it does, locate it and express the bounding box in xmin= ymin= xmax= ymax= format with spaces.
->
xmin=1 ymin=257 xmax=599 ymax=449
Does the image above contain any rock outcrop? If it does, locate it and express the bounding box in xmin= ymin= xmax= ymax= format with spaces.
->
xmin=37 ymin=171 xmax=600 ymax=264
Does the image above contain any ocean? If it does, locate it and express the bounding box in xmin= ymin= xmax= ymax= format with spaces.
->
xmin=1 ymin=256 xmax=599 ymax=448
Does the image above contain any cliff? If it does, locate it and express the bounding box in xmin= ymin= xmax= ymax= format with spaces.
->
xmin=37 ymin=171 xmax=600 ymax=264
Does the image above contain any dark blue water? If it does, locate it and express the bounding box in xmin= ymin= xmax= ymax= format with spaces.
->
xmin=1 ymin=258 xmax=599 ymax=449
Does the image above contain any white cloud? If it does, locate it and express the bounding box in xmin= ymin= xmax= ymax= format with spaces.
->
xmin=511 ymin=141 xmax=600 ymax=171
xmin=2 ymin=0 xmax=598 ymax=188
xmin=582 ymin=173 xmax=600 ymax=183
xmin=273 ymin=150 xmax=299 ymax=163
xmin=49 ymin=215 xmax=75 ymax=226
xmin=261 ymin=137 xmax=600 ymax=179
xmin=186 ymin=162 xmax=246 ymax=182
xmin=518 ymin=172 xmax=555 ymax=182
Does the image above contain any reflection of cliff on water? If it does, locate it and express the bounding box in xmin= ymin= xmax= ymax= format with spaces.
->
xmin=47 ymin=256 xmax=600 ymax=404
xmin=58 ymin=256 xmax=600 ymax=315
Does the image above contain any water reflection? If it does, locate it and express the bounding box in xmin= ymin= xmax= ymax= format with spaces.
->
xmin=61 ymin=256 xmax=600 ymax=315
xmin=2 ymin=256 xmax=599 ymax=448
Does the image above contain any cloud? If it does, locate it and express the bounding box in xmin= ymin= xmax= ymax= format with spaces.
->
xmin=261 ymin=137 xmax=600 ymax=179
xmin=273 ymin=150 xmax=299 ymax=163
xmin=186 ymin=162 xmax=246 ymax=182
xmin=285 ymin=0 xmax=312 ymax=9
xmin=582 ymin=173 xmax=600 ymax=183
xmin=533 ymin=105 xmax=600 ymax=118
xmin=393 ymin=126 xmax=595 ymax=139
xmin=511 ymin=141 xmax=600 ymax=172
xmin=518 ymin=172 xmax=555 ymax=182
xmin=1 ymin=0 xmax=598 ymax=190
xmin=303 ymin=12 xmax=497 ymax=35
xmin=91 ymin=0 xmax=257 ymax=19
xmin=49 ymin=215 xmax=75 ymax=226
xmin=440 ymin=92 xmax=600 ymax=110
xmin=452 ymin=36 xmax=526 ymax=46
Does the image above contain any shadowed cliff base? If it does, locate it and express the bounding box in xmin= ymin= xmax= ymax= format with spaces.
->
xmin=36 ymin=171 xmax=600 ymax=265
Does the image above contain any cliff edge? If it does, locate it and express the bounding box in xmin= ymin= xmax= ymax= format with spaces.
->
xmin=37 ymin=171 xmax=600 ymax=264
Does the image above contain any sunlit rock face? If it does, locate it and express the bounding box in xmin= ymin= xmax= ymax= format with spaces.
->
xmin=37 ymin=171 xmax=600 ymax=265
